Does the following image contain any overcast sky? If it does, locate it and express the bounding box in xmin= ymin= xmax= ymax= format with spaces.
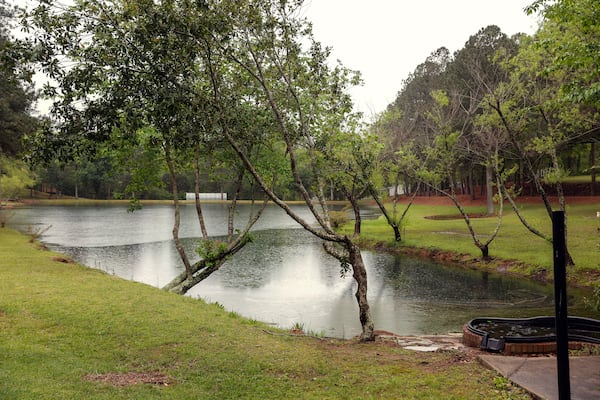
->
xmin=302 ymin=0 xmax=539 ymax=118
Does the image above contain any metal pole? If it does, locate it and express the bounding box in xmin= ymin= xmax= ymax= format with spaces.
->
xmin=552 ymin=211 xmax=570 ymax=400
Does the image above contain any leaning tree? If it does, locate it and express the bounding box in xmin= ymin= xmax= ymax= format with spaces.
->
xmin=198 ymin=0 xmax=376 ymax=340
xmin=23 ymin=0 xmax=378 ymax=340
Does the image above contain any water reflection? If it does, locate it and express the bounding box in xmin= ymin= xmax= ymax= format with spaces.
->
xmin=5 ymin=204 xmax=563 ymax=338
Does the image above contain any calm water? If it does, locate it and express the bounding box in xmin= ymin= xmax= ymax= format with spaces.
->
xmin=5 ymin=203 xmax=568 ymax=338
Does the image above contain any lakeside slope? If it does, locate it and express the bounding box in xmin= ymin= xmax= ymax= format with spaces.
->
xmin=0 ymin=227 xmax=530 ymax=399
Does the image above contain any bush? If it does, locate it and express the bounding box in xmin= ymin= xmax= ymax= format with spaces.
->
xmin=585 ymin=285 xmax=600 ymax=312
xmin=329 ymin=211 xmax=349 ymax=229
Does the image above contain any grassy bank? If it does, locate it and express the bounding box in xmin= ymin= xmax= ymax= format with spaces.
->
xmin=0 ymin=227 xmax=530 ymax=399
xmin=354 ymin=201 xmax=600 ymax=288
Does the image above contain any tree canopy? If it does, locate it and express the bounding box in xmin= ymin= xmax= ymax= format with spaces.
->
xmin=374 ymin=1 xmax=599 ymax=261
xmin=0 ymin=0 xmax=38 ymax=203
xmin=21 ymin=0 xmax=380 ymax=340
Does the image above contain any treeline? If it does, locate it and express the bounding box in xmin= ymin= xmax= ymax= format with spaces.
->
xmin=0 ymin=0 xmax=37 ymax=202
xmin=372 ymin=2 xmax=599 ymax=210
xmin=33 ymin=158 xmax=252 ymax=200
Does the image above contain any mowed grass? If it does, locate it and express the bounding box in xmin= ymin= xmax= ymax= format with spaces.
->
xmin=356 ymin=200 xmax=600 ymax=287
xmin=0 ymin=227 xmax=529 ymax=399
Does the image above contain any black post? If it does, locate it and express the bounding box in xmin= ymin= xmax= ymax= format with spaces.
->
xmin=552 ymin=211 xmax=570 ymax=400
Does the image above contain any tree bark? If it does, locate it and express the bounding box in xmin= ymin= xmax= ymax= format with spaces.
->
xmin=350 ymin=196 xmax=361 ymax=237
xmin=324 ymin=240 xmax=374 ymax=341
xmin=193 ymin=154 xmax=209 ymax=240
xmin=420 ymin=168 xmax=503 ymax=262
xmin=550 ymin=148 xmax=575 ymax=266
xmin=591 ymin=142 xmax=596 ymax=196
xmin=468 ymin=169 xmax=475 ymax=200
xmin=485 ymin=163 xmax=494 ymax=215
xmin=162 ymin=165 xmax=267 ymax=295
xmin=164 ymin=145 xmax=193 ymax=279
xmin=480 ymin=244 xmax=489 ymax=259
xmin=501 ymin=183 xmax=552 ymax=243
xmin=347 ymin=240 xmax=374 ymax=341
xmin=369 ymin=181 xmax=420 ymax=242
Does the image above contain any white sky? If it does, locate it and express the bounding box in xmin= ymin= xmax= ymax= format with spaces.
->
xmin=302 ymin=0 xmax=539 ymax=119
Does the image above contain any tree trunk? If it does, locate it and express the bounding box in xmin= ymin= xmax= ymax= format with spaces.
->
xmin=485 ymin=163 xmax=494 ymax=215
xmin=214 ymin=53 xmax=375 ymax=341
xmin=468 ymin=169 xmax=475 ymax=200
xmin=480 ymin=244 xmax=489 ymax=260
xmin=194 ymin=154 xmax=209 ymax=240
xmin=164 ymin=146 xmax=193 ymax=278
xmin=519 ymin=161 xmax=524 ymax=191
xmin=502 ymin=182 xmax=551 ymax=243
xmin=392 ymin=225 xmax=401 ymax=242
xmin=351 ymin=198 xmax=361 ymax=236
xmin=347 ymin=240 xmax=374 ymax=341
xmin=367 ymin=180 xmax=419 ymax=242
xmin=591 ymin=142 xmax=596 ymax=196
xmin=492 ymin=101 xmax=574 ymax=264
xmin=549 ymin=148 xmax=575 ymax=266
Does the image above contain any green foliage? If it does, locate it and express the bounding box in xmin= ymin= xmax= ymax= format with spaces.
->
xmin=196 ymin=233 xmax=253 ymax=264
xmin=493 ymin=376 xmax=511 ymax=390
xmin=196 ymin=239 xmax=230 ymax=263
xmin=339 ymin=259 xmax=351 ymax=279
xmin=0 ymin=0 xmax=38 ymax=158
xmin=584 ymin=285 xmax=600 ymax=312
xmin=0 ymin=154 xmax=35 ymax=200
xmin=109 ymin=127 xmax=168 ymax=206
xmin=375 ymin=7 xmax=599 ymax=221
xmin=328 ymin=210 xmax=349 ymax=229
xmin=290 ymin=322 xmax=304 ymax=333
xmin=430 ymin=89 xmax=449 ymax=107
xmin=527 ymin=0 xmax=600 ymax=105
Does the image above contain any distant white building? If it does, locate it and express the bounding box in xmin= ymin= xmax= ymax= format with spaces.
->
xmin=388 ymin=185 xmax=405 ymax=196
xmin=185 ymin=193 xmax=228 ymax=200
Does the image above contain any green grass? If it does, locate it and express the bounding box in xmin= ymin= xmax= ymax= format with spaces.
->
xmin=0 ymin=227 xmax=531 ymax=399
xmin=354 ymin=201 xmax=600 ymax=287
xmin=561 ymin=175 xmax=594 ymax=183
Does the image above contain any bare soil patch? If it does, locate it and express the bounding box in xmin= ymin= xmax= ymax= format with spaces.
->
xmin=84 ymin=371 xmax=174 ymax=387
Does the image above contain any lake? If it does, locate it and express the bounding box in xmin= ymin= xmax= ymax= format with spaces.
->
xmin=5 ymin=203 xmax=566 ymax=338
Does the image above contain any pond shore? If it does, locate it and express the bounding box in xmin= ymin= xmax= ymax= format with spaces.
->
xmin=355 ymin=195 xmax=600 ymax=291
xmin=5 ymin=196 xmax=600 ymax=290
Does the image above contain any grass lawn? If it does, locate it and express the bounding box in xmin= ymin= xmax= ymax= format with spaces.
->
xmin=0 ymin=227 xmax=530 ymax=399
xmin=354 ymin=199 xmax=600 ymax=288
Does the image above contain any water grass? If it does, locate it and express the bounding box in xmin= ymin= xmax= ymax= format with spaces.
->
xmin=0 ymin=227 xmax=530 ymax=399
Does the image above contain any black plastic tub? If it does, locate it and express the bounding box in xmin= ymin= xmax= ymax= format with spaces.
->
xmin=465 ymin=316 xmax=600 ymax=352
